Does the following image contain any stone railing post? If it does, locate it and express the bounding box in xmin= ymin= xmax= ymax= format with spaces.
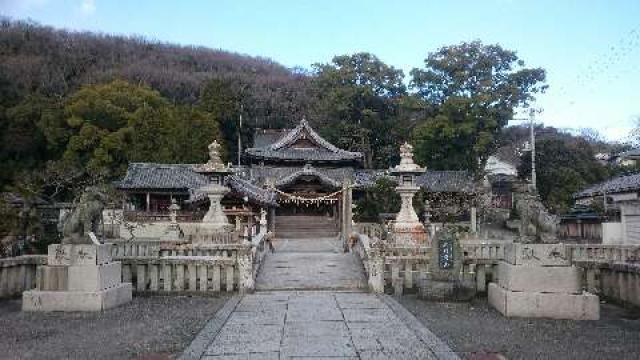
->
xmin=237 ymin=247 xmax=254 ymax=294
xmin=368 ymin=247 xmax=385 ymax=293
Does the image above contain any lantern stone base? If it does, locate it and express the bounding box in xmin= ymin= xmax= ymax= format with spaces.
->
xmin=391 ymin=222 xmax=428 ymax=245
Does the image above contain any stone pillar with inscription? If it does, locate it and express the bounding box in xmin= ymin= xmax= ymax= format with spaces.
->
xmin=418 ymin=228 xmax=475 ymax=301
xmin=22 ymin=235 xmax=132 ymax=312
xmin=488 ymin=243 xmax=600 ymax=320
xmin=390 ymin=143 xmax=428 ymax=245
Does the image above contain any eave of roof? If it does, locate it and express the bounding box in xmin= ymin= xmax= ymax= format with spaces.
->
xmin=118 ymin=163 xmax=278 ymax=207
xmin=275 ymin=166 xmax=341 ymax=189
xmin=574 ymin=173 xmax=640 ymax=199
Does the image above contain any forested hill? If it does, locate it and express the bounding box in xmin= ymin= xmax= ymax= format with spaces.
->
xmin=1 ymin=19 xmax=619 ymax=214
xmin=0 ymin=18 xmax=306 ymax=106
xmin=0 ymin=19 xmax=312 ymax=194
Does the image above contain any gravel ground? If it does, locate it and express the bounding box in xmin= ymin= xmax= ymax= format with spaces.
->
xmin=0 ymin=294 xmax=229 ymax=360
xmin=399 ymin=295 xmax=640 ymax=360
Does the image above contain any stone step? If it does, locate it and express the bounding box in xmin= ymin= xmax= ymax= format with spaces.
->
xmin=275 ymin=232 xmax=339 ymax=239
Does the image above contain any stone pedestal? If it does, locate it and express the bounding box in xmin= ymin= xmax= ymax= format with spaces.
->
xmin=488 ymin=244 xmax=599 ymax=320
xmin=391 ymin=187 xmax=428 ymax=245
xmin=22 ymin=244 xmax=132 ymax=312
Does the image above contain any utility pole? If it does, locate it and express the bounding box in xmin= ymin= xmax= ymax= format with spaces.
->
xmin=529 ymin=108 xmax=537 ymax=191
xmin=238 ymin=103 xmax=243 ymax=166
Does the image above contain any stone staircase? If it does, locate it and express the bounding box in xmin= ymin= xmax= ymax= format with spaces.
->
xmin=275 ymin=215 xmax=339 ymax=239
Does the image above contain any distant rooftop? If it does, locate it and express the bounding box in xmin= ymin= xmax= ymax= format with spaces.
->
xmin=575 ymin=173 xmax=640 ymax=199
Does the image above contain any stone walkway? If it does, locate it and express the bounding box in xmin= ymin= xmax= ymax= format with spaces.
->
xmin=255 ymin=237 xmax=367 ymax=291
xmin=180 ymin=237 xmax=458 ymax=359
xmin=181 ymin=291 xmax=459 ymax=359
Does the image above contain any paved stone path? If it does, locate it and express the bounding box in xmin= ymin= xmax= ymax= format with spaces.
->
xmin=182 ymin=291 xmax=459 ymax=359
xmin=180 ymin=237 xmax=459 ymax=359
xmin=255 ymin=238 xmax=367 ymax=291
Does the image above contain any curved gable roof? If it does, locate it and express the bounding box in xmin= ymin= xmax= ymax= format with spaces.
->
xmin=246 ymin=119 xmax=363 ymax=163
xmin=275 ymin=164 xmax=341 ymax=189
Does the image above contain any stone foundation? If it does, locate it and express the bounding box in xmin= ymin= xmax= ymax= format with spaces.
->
xmin=391 ymin=223 xmax=428 ymax=245
xmin=488 ymin=244 xmax=600 ymax=320
xmin=23 ymin=243 xmax=132 ymax=312
xmin=23 ymin=284 xmax=132 ymax=312
xmin=498 ymin=262 xmax=582 ymax=293
xmin=488 ymin=283 xmax=599 ymax=320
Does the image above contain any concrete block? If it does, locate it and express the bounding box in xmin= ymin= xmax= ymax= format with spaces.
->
xmin=498 ymin=261 xmax=582 ymax=293
xmin=68 ymin=262 xmax=122 ymax=292
xmin=504 ymin=243 xmax=570 ymax=266
xmin=48 ymin=244 xmax=112 ymax=266
xmin=22 ymin=283 xmax=132 ymax=312
xmin=488 ymin=283 xmax=599 ymax=320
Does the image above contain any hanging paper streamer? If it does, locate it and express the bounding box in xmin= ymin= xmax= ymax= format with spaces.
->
xmin=274 ymin=188 xmax=343 ymax=206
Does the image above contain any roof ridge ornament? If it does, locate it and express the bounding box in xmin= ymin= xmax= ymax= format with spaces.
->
xmin=193 ymin=140 xmax=230 ymax=173
xmin=391 ymin=142 xmax=425 ymax=174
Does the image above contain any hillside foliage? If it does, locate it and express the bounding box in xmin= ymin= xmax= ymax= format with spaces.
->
xmin=0 ymin=19 xmax=625 ymax=217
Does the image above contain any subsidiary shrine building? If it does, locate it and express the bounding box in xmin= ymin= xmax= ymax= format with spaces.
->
xmin=118 ymin=119 xmax=476 ymax=239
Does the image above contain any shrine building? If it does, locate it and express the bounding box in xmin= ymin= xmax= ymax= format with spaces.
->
xmin=117 ymin=119 xmax=477 ymax=239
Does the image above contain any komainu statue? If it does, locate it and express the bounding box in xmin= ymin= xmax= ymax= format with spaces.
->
xmin=60 ymin=186 xmax=107 ymax=244
xmin=514 ymin=189 xmax=559 ymax=243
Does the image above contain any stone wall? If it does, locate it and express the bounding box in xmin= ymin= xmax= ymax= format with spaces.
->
xmin=0 ymin=255 xmax=46 ymax=298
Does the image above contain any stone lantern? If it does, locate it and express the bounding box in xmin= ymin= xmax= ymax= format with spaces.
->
xmin=390 ymin=142 xmax=428 ymax=245
xmin=193 ymin=140 xmax=233 ymax=234
xmin=160 ymin=198 xmax=182 ymax=241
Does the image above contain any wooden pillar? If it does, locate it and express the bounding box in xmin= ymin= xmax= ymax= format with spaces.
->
xmin=470 ymin=207 xmax=477 ymax=233
xmin=346 ymin=180 xmax=353 ymax=236
xmin=146 ymin=192 xmax=150 ymax=212
xmin=269 ymin=207 xmax=276 ymax=233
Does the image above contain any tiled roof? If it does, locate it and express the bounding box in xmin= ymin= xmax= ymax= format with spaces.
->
xmin=417 ymin=171 xmax=475 ymax=193
xmin=226 ymin=176 xmax=278 ymax=206
xmin=118 ymin=163 xmax=277 ymax=206
xmin=118 ymin=163 xmax=208 ymax=190
xmin=253 ymin=129 xmax=290 ymax=148
xmin=619 ymin=148 xmax=640 ymax=159
xmin=353 ymin=170 xmax=390 ymax=187
xmin=574 ymin=173 xmax=640 ymax=199
xmin=245 ymin=119 xmax=363 ymax=163
xmin=352 ymin=169 xmax=475 ymax=193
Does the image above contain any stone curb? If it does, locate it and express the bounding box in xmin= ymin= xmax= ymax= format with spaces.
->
xmin=380 ymin=295 xmax=461 ymax=360
xmin=178 ymin=294 xmax=242 ymax=360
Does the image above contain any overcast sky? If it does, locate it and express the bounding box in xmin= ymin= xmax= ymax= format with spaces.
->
xmin=2 ymin=0 xmax=639 ymax=142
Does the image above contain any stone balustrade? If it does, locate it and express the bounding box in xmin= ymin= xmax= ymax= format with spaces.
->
xmin=354 ymin=226 xmax=640 ymax=307
xmin=119 ymin=255 xmax=241 ymax=293
xmin=355 ymin=222 xmax=386 ymax=241
xmin=0 ymin=255 xmax=46 ymax=299
xmin=109 ymin=240 xmax=162 ymax=258
xmin=0 ymin=230 xmax=266 ymax=299
xmin=568 ymin=244 xmax=640 ymax=308
xmin=568 ymin=244 xmax=640 ymax=263
xmin=113 ymin=233 xmax=265 ymax=294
